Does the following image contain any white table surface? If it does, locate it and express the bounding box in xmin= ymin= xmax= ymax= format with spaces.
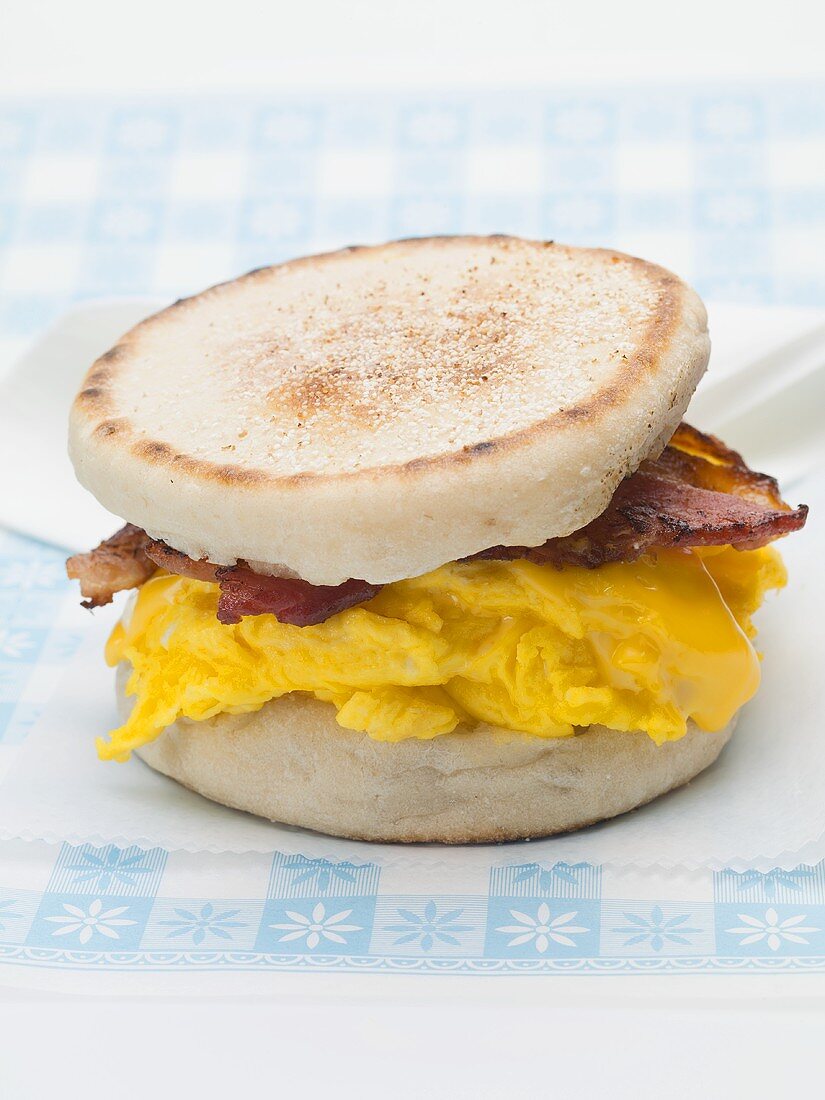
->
xmin=2 ymin=0 xmax=824 ymax=96
xmin=1 ymin=976 xmax=823 ymax=1098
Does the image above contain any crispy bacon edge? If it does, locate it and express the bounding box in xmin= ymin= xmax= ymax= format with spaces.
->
xmin=471 ymin=424 xmax=809 ymax=569
xmin=66 ymin=523 xmax=155 ymax=609
xmin=67 ymin=533 xmax=382 ymax=627
xmin=66 ymin=424 xmax=808 ymax=624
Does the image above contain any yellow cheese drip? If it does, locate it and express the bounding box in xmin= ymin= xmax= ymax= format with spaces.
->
xmin=101 ymin=545 xmax=786 ymax=762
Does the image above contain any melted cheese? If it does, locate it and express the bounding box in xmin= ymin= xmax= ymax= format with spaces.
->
xmin=101 ymin=545 xmax=786 ymax=762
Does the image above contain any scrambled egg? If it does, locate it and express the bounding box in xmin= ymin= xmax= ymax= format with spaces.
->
xmin=101 ymin=545 xmax=786 ymax=762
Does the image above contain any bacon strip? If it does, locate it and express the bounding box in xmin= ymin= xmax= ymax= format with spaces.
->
xmin=68 ymin=528 xmax=381 ymax=626
xmin=214 ymin=568 xmax=382 ymax=626
xmin=67 ymin=424 xmax=807 ymax=624
xmin=143 ymin=540 xmax=218 ymax=583
xmin=66 ymin=524 xmax=155 ymax=608
xmin=470 ymin=425 xmax=808 ymax=569
xmin=142 ymin=541 xmax=381 ymax=625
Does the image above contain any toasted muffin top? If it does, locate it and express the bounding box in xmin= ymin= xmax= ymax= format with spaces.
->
xmin=69 ymin=236 xmax=709 ymax=584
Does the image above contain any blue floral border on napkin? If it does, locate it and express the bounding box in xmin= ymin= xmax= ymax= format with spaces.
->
xmin=1 ymin=841 xmax=824 ymax=973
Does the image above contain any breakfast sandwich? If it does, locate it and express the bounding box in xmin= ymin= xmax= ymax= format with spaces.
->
xmin=66 ymin=236 xmax=807 ymax=843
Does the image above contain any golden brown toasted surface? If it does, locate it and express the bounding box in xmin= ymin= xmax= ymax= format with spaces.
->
xmin=72 ymin=236 xmax=689 ymax=485
xmin=68 ymin=236 xmax=709 ymax=584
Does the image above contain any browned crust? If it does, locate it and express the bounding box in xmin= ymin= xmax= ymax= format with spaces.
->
xmin=72 ymin=236 xmax=691 ymax=490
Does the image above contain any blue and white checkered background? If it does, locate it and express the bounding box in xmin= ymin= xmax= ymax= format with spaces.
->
xmin=1 ymin=86 xmax=825 ymax=372
xmin=1 ymin=86 xmax=825 ymax=978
